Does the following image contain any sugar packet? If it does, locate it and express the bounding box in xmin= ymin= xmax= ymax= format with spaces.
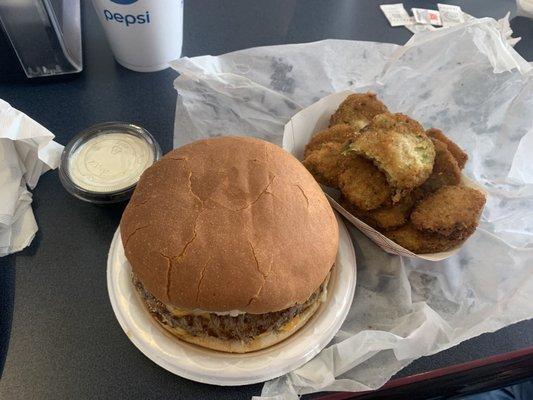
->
xmin=380 ymin=4 xmax=412 ymax=27
xmin=405 ymin=17 xmax=437 ymax=33
xmin=438 ymin=4 xmax=465 ymax=27
xmin=412 ymin=8 xmax=442 ymax=26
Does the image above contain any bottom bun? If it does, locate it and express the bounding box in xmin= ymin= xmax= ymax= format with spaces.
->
xmin=153 ymin=300 xmax=321 ymax=353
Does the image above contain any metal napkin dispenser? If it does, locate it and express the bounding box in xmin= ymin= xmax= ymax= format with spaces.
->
xmin=0 ymin=0 xmax=82 ymax=79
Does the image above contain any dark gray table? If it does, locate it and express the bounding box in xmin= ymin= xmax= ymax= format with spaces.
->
xmin=1 ymin=1 xmax=532 ymax=399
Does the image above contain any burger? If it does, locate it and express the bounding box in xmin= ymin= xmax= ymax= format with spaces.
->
xmin=120 ymin=136 xmax=338 ymax=353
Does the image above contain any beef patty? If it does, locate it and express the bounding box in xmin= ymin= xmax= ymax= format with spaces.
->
xmin=133 ymin=274 xmax=329 ymax=342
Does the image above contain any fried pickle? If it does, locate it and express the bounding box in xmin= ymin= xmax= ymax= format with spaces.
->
xmin=340 ymin=193 xmax=416 ymax=230
xmin=421 ymin=139 xmax=461 ymax=193
xmin=385 ymin=223 xmax=464 ymax=254
xmin=426 ymin=128 xmax=468 ymax=169
xmin=338 ymin=155 xmax=392 ymax=211
xmin=411 ymin=186 xmax=486 ymax=239
xmin=344 ymin=113 xmax=436 ymax=194
xmin=304 ymin=124 xmax=357 ymax=157
xmin=329 ymin=92 xmax=389 ymax=130
xmin=303 ymin=142 xmax=348 ymax=187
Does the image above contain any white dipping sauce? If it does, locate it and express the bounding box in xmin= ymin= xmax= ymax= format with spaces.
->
xmin=68 ymin=133 xmax=154 ymax=192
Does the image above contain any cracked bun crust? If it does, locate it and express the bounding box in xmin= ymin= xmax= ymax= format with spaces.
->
xmin=120 ymin=136 xmax=338 ymax=315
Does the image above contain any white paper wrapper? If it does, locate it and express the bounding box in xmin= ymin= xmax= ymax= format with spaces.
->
xmin=171 ymin=40 xmax=399 ymax=148
xmin=0 ymin=99 xmax=63 ymax=256
xmin=171 ymin=17 xmax=533 ymax=399
xmin=282 ymin=90 xmax=487 ymax=261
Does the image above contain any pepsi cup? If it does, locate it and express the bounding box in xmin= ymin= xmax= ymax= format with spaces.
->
xmin=92 ymin=0 xmax=184 ymax=72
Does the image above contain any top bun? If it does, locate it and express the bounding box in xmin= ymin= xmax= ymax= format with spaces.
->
xmin=120 ymin=136 xmax=338 ymax=314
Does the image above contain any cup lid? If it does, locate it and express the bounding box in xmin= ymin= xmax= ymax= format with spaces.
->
xmin=59 ymin=122 xmax=161 ymax=204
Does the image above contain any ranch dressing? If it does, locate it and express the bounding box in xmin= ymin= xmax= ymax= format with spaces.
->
xmin=68 ymin=133 xmax=154 ymax=192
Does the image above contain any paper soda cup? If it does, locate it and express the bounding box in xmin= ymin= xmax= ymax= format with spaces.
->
xmin=282 ymin=91 xmax=486 ymax=261
xmin=92 ymin=0 xmax=184 ymax=72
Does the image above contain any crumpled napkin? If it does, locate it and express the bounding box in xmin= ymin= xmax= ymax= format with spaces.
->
xmin=0 ymin=99 xmax=63 ymax=256
xmin=170 ymin=15 xmax=533 ymax=400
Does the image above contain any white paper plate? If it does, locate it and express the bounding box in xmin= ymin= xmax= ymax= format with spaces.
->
xmin=107 ymin=212 xmax=356 ymax=386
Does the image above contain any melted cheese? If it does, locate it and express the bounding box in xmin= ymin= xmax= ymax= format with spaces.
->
xmin=280 ymin=315 xmax=302 ymax=332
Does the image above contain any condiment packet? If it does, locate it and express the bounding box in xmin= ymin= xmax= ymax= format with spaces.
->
xmin=380 ymin=4 xmax=412 ymax=27
xmin=437 ymin=4 xmax=465 ymax=27
xmin=412 ymin=8 xmax=442 ymax=26
xmin=405 ymin=17 xmax=437 ymax=33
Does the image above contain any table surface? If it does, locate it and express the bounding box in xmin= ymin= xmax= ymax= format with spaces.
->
xmin=1 ymin=1 xmax=532 ymax=399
